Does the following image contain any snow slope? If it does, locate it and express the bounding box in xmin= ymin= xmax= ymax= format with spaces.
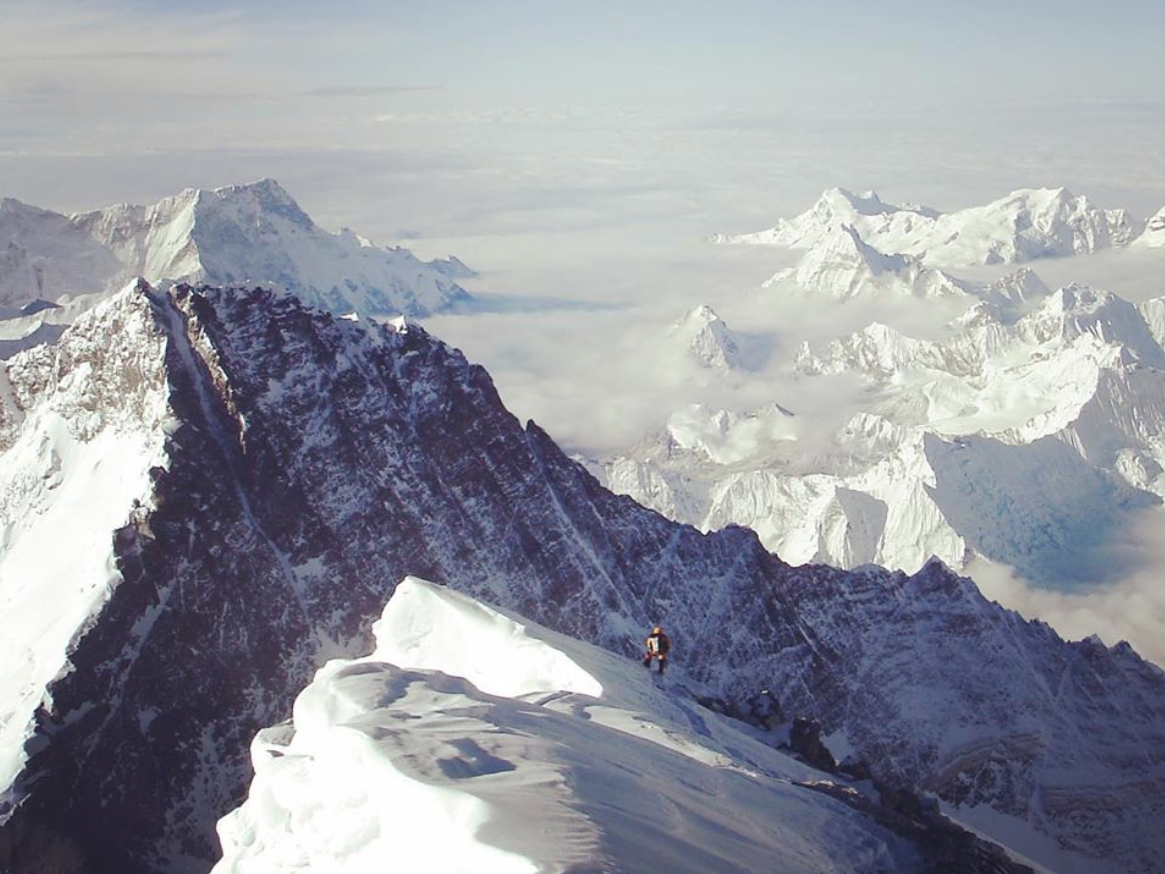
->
xmin=215 ymin=577 xmax=1019 ymax=874
xmin=1135 ymin=207 xmax=1165 ymax=248
xmin=719 ymin=187 xmax=1143 ymax=267
xmin=0 ymin=198 xmax=122 ymax=308
xmin=0 ymin=180 xmax=471 ymax=321
xmin=0 ymin=280 xmax=171 ymax=807
xmin=763 ymin=224 xmax=973 ymax=301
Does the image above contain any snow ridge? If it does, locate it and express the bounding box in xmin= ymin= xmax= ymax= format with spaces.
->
xmin=215 ymin=577 xmax=1019 ymax=874
xmin=720 ymin=186 xmax=1148 ymax=267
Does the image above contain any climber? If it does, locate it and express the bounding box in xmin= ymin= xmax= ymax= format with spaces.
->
xmin=643 ymin=625 xmax=671 ymax=674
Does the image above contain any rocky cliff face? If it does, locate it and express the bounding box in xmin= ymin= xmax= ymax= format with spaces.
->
xmin=1 ymin=283 xmax=1163 ymax=873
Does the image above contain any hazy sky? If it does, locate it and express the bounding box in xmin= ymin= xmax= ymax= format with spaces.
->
xmin=3 ymin=0 xmax=1165 ymax=216
xmin=7 ymin=1 xmax=1165 ymax=113
xmin=4 ymin=0 xmax=1165 ymax=662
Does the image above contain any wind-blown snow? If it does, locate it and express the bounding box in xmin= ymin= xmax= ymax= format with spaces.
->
xmin=213 ymin=577 xmax=923 ymax=874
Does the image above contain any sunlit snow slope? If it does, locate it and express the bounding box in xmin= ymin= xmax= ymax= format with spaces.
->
xmin=215 ymin=577 xmax=1018 ymax=874
xmin=0 ymin=281 xmax=171 ymax=805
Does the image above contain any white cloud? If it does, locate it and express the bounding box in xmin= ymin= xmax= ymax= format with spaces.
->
xmin=967 ymin=506 xmax=1165 ymax=669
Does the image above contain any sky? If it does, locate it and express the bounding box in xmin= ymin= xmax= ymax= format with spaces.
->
xmin=3 ymin=0 xmax=1165 ymax=214
xmin=4 ymin=0 xmax=1165 ymax=663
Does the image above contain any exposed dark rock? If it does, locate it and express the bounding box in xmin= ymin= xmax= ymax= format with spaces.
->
xmin=798 ymin=780 xmax=1035 ymax=874
xmin=787 ymin=716 xmax=839 ymax=773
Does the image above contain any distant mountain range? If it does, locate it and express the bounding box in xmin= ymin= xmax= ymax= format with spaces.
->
xmin=0 ymin=178 xmax=471 ymax=332
xmin=715 ymin=186 xmax=1150 ymax=266
xmin=594 ymin=187 xmax=1165 ymax=598
xmin=597 ymin=281 xmax=1165 ymax=586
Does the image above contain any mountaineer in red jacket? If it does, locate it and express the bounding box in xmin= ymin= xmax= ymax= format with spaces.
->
xmin=643 ymin=625 xmax=671 ymax=674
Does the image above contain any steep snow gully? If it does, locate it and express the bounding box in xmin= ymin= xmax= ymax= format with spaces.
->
xmin=0 ymin=283 xmax=1163 ymax=873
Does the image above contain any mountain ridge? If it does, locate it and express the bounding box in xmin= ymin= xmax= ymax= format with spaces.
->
xmin=719 ymin=186 xmax=1148 ymax=267
xmin=0 ymin=180 xmax=471 ymax=322
xmin=1 ymin=283 xmax=1163 ymax=873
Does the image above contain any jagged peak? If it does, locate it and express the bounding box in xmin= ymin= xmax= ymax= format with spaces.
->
xmin=672 ymin=303 xmax=723 ymax=329
xmin=804 ymin=224 xmax=906 ymax=272
xmin=854 ymin=320 xmax=900 ymax=339
xmin=995 ymin=186 xmax=1087 ymax=212
xmin=0 ymin=198 xmax=69 ymax=222
xmin=987 ymin=266 xmax=1049 ymax=293
xmin=1043 ymin=282 xmax=1118 ymax=314
xmin=0 ymin=197 xmax=38 ymax=214
xmin=193 ymin=177 xmax=314 ymax=229
xmin=814 ymin=187 xmax=896 ymax=217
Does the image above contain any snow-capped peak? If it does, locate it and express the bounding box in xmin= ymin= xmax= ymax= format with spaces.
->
xmin=191 ymin=177 xmax=315 ymax=231
xmin=812 ymin=187 xmax=898 ymax=220
xmin=1135 ymin=205 xmax=1165 ymax=248
xmin=1 ymin=181 xmax=473 ymax=325
xmin=668 ymin=304 xmax=755 ymax=372
xmin=765 ymin=225 xmax=969 ymax=301
xmin=718 ymin=187 xmax=936 ymax=248
xmin=664 ymin=401 xmax=797 ymax=466
xmin=719 ymin=186 xmax=1142 ymax=267
xmin=825 ymin=224 xmax=905 ymax=273
xmin=68 ymin=178 xmax=472 ymax=318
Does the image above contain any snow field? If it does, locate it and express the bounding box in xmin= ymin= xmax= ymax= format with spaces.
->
xmin=214 ymin=577 xmax=921 ymax=874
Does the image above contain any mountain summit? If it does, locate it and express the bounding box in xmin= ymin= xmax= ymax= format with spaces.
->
xmin=0 ymin=179 xmax=471 ymax=319
xmin=720 ymin=187 xmax=1146 ymax=267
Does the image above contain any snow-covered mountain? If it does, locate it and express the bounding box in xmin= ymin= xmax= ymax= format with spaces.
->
xmin=668 ymin=304 xmax=761 ymax=372
xmin=757 ymin=221 xmax=1056 ymax=314
xmin=1135 ymin=206 xmax=1165 ymax=248
xmin=0 ymin=198 xmax=123 ymax=308
xmin=214 ymin=576 xmax=1034 ymax=874
xmin=0 ymin=179 xmax=471 ymax=323
xmin=594 ymin=283 xmax=1165 ymax=584
xmin=2 ymin=282 xmax=1164 ymax=874
xmin=720 ymin=186 xmax=1145 ymax=267
xmin=763 ymin=224 xmax=973 ymax=300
